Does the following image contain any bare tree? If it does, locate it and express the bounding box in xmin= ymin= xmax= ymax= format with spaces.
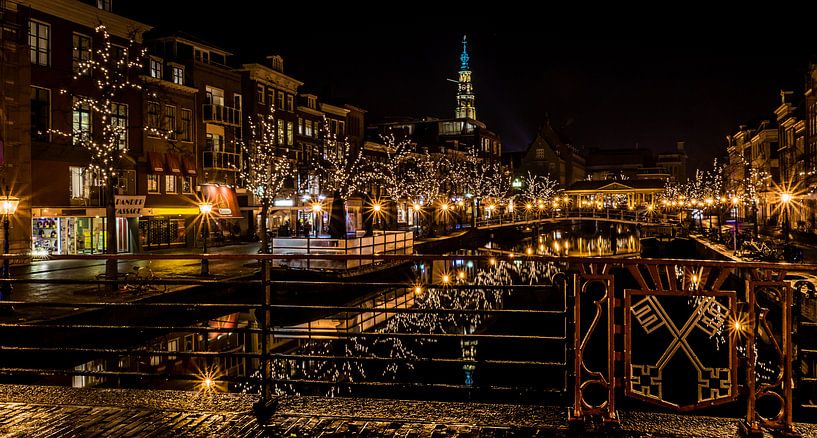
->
xmin=314 ymin=119 xmax=368 ymax=238
xmin=51 ymin=25 xmax=146 ymax=282
xmin=236 ymin=114 xmax=294 ymax=253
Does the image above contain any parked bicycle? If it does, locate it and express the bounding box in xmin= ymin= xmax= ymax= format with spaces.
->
xmin=121 ymin=262 xmax=167 ymax=294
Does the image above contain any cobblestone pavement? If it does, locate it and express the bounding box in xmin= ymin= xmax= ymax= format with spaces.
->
xmin=0 ymin=385 xmax=816 ymax=437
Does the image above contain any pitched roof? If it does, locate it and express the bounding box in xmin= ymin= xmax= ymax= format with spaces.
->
xmin=567 ymin=179 xmax=666 ymax=191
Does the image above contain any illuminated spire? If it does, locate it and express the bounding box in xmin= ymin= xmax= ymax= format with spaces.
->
xmin=456 ymin=35 xmax=476 ymax=120
xmin=460 ymin=35 xmax=470 ymax=70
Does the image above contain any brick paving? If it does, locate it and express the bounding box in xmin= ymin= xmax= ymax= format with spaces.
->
xmin=0 ymin=385 xmax=815 ymax=437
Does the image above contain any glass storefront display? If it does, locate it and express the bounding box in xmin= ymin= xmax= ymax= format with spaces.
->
xmin=32 ymin=216 xmax=110 ymax=255
xmin=32 ymin=217 xmax=61 ymax=255
xmin=139 ymin=217 xmax=188 ymax=248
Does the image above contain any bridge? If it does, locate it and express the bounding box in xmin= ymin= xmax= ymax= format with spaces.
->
xmin=0 ymin=252 xmax=814 ymax=436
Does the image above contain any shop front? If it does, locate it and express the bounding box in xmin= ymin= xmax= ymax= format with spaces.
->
xmin=138 ymin=213 xmax=191 ymax=249
xmin=31 ymin=207 xmax=130 ymax=255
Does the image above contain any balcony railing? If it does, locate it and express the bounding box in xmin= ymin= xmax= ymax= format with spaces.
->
xmin=202 ymin=104 xmax=241 ymax=127
xmin=202 ymin=150 xmax=241 ymax=171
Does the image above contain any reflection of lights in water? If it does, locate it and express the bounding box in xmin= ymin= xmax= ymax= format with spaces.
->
xmin=195 ymin=363 xmax=225 ymax=393
xmin=488 ymin=257 xmax=496 ymax=265
xmin=457 ymin=271 xmax=466 ymax=280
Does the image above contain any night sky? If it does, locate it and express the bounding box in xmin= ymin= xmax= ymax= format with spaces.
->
xmin=117 ymin=6 xmax=815 ymax=172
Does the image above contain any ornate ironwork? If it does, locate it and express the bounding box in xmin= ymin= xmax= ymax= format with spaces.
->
xmin=570 ymin=260 xmax=801 ymax=437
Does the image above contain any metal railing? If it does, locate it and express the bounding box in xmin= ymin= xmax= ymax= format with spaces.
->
xmin=475 ymin=208 xmax=673 ymax=228
xmin=0 ymin=252 xmax=814 ymax=435
xmin=202 ymin=103 xmax=241 ymax=127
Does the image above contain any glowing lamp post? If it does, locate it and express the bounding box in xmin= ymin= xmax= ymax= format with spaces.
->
xmin=311 ymin=203 xmax=322 ymax=238
xmin=198 ymin=202 xmax=212 ymax=276
xmin=412 ymin=203 xmax=422 ymax=236
xmin=0 ymin=195 xmax=19 ymax=307
xmin=441 ymin=203 xmax=449 ymax=233
xmin=372 ymin=202 xmax=382 ymax=231
xmin=780 ymin=192 xmax=792 ymax=243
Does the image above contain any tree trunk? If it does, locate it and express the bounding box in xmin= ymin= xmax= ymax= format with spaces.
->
xmin=105 ymin=181 xmax=118 ymax=290
xmin=329 ymin=191 xmax=346 ymax=239
xmin=426 ymin=210 xmax=436 ymax=238
xmin=259 ymin=199 xmax=269 ymax=254
xmin=387 ymin=197 xmax=399 ymax=231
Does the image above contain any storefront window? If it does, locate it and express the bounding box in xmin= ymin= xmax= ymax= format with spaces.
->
xmin=32 ymin=217 xmax=60 ymax=255
xmin=139 ymin=217 xmax=188 ymax=248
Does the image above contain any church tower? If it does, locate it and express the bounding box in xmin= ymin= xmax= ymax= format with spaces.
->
xmin=455 ymin=35 xmax=476 ymax=120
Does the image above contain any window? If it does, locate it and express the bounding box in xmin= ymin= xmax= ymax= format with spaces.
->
xmin=305 ymin=119 xmax=313 ymax=137
xmin=298 ymin=117 xmax=303 ymax=135
xmin=111 ymin=45 xmax=125 ymax=62
xmin=277 ymin=119 xmax=284 ymax=145
xmin=338 ymin=121 xmax=345 ymax=136
xmin=182 ymin=176 xmax=194 ymax=194
xmin=69 ymin=166 xmax=85 ymax=198
xmin=72 ymin=98 xmax=91 ymax=144
xmin=147 ymin=174 xmax=159 ymax=193
xmin=307 ymin=96 xmax=316 ymax=109
xmin=171 ymin=65 xmax=184 ymax=85
xmin=97 ymin=0 xmax=112 ymax=10
xmin=194 ymin=48 xmax=209 ymax=63
xmin=30 ymin=87 xmax=50 ymax=141
xmin=257 ymin=85 xmax=265 ymax=104
xmin=286 ymin=94 xmax=294 ymax=112
xmin=205 ymin=86 xmax=224 ymax=106
xmin=330 ymin=119 xmax=337 ymax=135
xmin=150 ymin=58 xmax=162 ymax=79
xmin=535 ymin=147 xmax=545 ymax=160
xmin=165 ymin=175 xmax=176 ymax=193
xmin=146 ymin=102 xmax=160 ymax=133
xmin=286 ymin=121 xmax=293 ymax=146
xmin=267 ymin=89 xmax=274 ymax=107
xmin=180 ymin=109 xmax=192 ymax=142
xmin=72 ymin=33 xmax=91 ymax=74
xmin=234 ymin=94 xmax=243 ymax=139
xmin=29 ymin=20 xmax=49 ymax=66
xmin=276 ymin=91 xmax=284 ymax=111
xmin=163 ymin=105 xmax=176 ymax=139
xmin=110 ymin=102 xmax=128 ymax=150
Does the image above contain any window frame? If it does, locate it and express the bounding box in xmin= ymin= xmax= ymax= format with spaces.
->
xmin=163 ymin=105 xmax=177 ymax=140
xmin=146 ymin=101 xmax=161 ymax=135
xmin=30 ymin=86 xmax=51 ymax=142
xmin=72 ymin=97 xmax=92 ymax=145
xmin=257 ymin=85 xmax=265 ymax=105
xmin=171 ymin=64 xmax=184 ymax=85
xmin=72 ymin=32 xmax=92 ymax=75
xmin=147 ymin=174 xmax=160 ymax=194
xmin=29 ymin=20 xmax=50 ymax=67
xmin=164 ymin=174 xmax=177 ymax=194
xmin=110 ymin=102 xmax=128 ymax=150
xmin=149 ymin=57 xmax=163 ymax=80
xmin=182 ymin=176 xmax=194 ymax=194
xmin=180 ymin=109 xmax=193 ymax=142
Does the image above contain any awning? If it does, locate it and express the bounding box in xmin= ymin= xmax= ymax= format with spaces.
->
xmin=147 ymin=152 xmax=165 ymax=174
xmin=201 ymin=184 xmax=243 ymax=218
xmin=181 ymin=155 xmax=197 ymax=176
xmin=166 ymin=154 xmax=182 ymax=175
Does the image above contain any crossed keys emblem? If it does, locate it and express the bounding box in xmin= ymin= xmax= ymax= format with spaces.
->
xmin=627 ymin=293 xmax=735 ymax=409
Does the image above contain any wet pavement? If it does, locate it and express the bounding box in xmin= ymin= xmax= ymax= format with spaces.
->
xmin=0 ymin=243 xmax=261 ymax=323
xmin=0 ymin=385 xmax=815 ymax=437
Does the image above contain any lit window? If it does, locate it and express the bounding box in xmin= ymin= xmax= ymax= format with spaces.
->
xmin=97 ymin=0 xmax=111 ymax=11
xmin=146 ymin=101 xmax=160 ymax=133
xmin=147 ymin=174 xmax=159 ymax=193
xmin=72 ymin=98 xmax=91 ymax=144
xmin=182 ymin=176 xmax=194 ymax=194
xmin=165 ymin=175 xmax=176 ymax=193
xmin=257 ymin=85 xmax=264 ymax=104
xmin=149 ymin=58 xmax=162 ymax=79
xmin=69 ymin=166 xmax=85 ymax=198
xmin=287 ymin=121 xmax=293 ymax=146
xmin=171 ymin=65 xmax=184 ymax=85
xmin=29 ymin=20 xmax=49 ymax=66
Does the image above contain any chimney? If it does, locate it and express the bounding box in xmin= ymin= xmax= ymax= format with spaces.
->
xmin=266 ymin=55 xmax=284 ymax=72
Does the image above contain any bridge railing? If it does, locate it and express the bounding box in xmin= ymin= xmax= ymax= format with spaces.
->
xmin=475 ymin=208 xmax=673 ymax=228
xmin=0 ymin=252 xmax=814 ymax=435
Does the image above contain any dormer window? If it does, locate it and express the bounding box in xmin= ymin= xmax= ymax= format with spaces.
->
xmin=194 ymin=48 xmax=209 ymax=64
xmin=307 ymin=96 xmax=316 ymax=109
xmin=97 ymin=0 xmax=111 ymax=11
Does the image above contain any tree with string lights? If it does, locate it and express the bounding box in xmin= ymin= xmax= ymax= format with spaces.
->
xmin=521 ymin=171 xmax=560 ymax=205
xmin=405 ymin=151 xmax=447 ymax=237
xmin=236 ymin=114 xmax=294 ymax=253
xmin=314 ymin=118 xmax=368 ymax=238
xmin=51 ymin=25 xmax=146 ymax=283
xmin=370 ymin=132 xmax=413 ymax=230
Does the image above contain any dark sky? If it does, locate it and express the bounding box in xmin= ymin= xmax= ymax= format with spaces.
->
xmin=116 ymin=6 xmax=815 ymax=172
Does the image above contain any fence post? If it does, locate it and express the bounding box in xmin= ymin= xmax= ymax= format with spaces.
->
xmin=253 ymin=258 xmax=276 ymax=422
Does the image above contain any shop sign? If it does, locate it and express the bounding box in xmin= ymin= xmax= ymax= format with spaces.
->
xmin=200 ymin=184 xmax=242 ymax=218
xmin=115 ymin=195 xmax=146 ymax=217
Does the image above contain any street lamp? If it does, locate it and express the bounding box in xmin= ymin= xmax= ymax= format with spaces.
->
xmin=412 ymin=203 xmax=422 ymax=236
xmin=198 ymin=202 xmax=212 ymax=276
xmin=781 ymin=192 xmax=792 ymax=243
xmin=0 ymin=195 xmax=19 ymax=309
xmin=440 ymin=202 xmax=449 ymax=233
xmin=311 ymin=202 xmax=322 ymax=238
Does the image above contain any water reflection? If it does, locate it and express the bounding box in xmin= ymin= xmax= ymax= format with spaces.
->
xmin=493 ymin=223 xmax=641 ymax=257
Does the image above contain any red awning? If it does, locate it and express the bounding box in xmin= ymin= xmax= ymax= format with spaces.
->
xmin=147 ymin=152 xmax=165 ymax=174
xmin=181 ymin=155 xmax=197 ymax=176
xmin=201 ymin=184 xmax=242 ymax=218
xmin=166 ymin=154 xmax=182 ymax=175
